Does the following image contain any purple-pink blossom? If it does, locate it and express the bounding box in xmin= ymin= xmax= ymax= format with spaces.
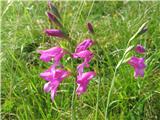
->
xmin=40 ymin=65 xmax=69 ymax=81
xmin=135 ymin=44 xmax=145 ymax=54
xmin=37 ymin=47 xmax=66 ymax=63
xmin=75 ymin=39 xmax=94 ymax=53
xmin=128 ymin=56 xmax=146 ymax=78
xmin=72 ymin=50 xmax=93 ymax=64
xmin=76 ymin=71 xmax=96 ymax=96
xmin=44 ymin=29 xmax=64 ymax=38
xmin=43 ymin=81 xmax=59 ymax=101
xmin=40 ymin=67 xmax=70 ymax=101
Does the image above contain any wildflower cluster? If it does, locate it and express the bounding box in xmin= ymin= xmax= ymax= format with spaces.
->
xmin=37 ymin=1 xmax=95 ymax=101
xmin=37 ymin=1 xmax=147 ymax=102
xmin=38 ymin=47 xmax=69 ymax=101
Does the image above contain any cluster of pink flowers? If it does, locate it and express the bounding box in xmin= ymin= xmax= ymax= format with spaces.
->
xmin=72 ymin=39 xmax=96 ymax=96
xmin=37 ymin=1 xmax=147 ymax=102
xmin=128 ymin=44 xmax=146 ymax=79
xmin=38 ymin=47 xmax=70 ymax=101
xmin=37 ymin=1 xmax=96 ymax=101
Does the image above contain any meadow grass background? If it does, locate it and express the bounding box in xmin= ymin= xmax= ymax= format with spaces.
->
xmin=1 ymin=1 xmax=160 ymax=120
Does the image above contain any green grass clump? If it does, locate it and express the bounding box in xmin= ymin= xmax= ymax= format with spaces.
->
xmin=1 ymin=1 xmax=160 ymax=120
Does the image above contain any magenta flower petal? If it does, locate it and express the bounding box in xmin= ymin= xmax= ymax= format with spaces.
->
xmin=51 ymin=89 xmax=57 ymax=101
xmin=77 ymin=62 xmax=86 ymax=76
xmin=134 ymin=68 xmax=144 ymax=78
xmin=50 ymin=81 xmax=60 ymax=101
xmin=40 ymin=69 xmax=53 ymax=81
xmin=75 ymin=39 xmax=94 ymax=53
xmin=39 ymin=54 xmax=52 ymax=62
xmin=40 ymin=67 xmax=70 ymax=81
xmin=43 ymin=80 xmax=60 ymax=101
xmin=135 ymin=44 xmax=145 ymax=54
xmin=77 ymin=71 xmax=96 ymax=84
xmin=44 ymin=80 xmax=60 ymax=101
xmin=37 ymin=47 xmax=62 ymax=56
xmin=76 ymin=84 xmax=87 ymax=96
xmin=44 ymin=81 xmax=52 ymax=93
xmin=87 ymin=22 xmax=94 ymax=33
xmin=44 ymin=29 xmax=64 ymax=38
xmin=40 ymin=64 xmax=57 ymax=81
xmin=76 ymin=71 xmax=96 ymax=96
xmin=72 ymin=50 xmax=93 ymax=63
xmin=37 ymin=47 xmax=65 ymax=63
xmin=128 ymin=56 xmax=146 ymax=78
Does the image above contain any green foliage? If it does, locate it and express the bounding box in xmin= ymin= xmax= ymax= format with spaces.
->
xmin=1 ymin=1 xmax=160 ymax=120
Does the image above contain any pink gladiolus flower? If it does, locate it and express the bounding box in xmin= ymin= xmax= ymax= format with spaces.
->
xmin=72 ymin=50 xmax=93 ymax=64
xmin=128 ymin=56 xmax=146 ymax=78
xmin=75 ymin=39 xmax=94 ymax=53
xmin=37 ymin=47 xmax=66 ymax=63
xmin=40 ymin=66 xmax=69 ymax=81
xmin=38 ymin=47 xmax=66 ymax=77
xmin=41 ymin=68 xmax=70 ymax=101
xmin=76 ymin=71 xmax=96 ymax=96
xmin=44 ymin=29 xmax=64 ymax=38
xmin=87 ymin=22 xmax=94 ymax=33
xmin=135 ymin=44 xmax=145 ymax=54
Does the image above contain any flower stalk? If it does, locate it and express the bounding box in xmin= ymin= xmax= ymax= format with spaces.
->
xmin=105 ymin=21 xmax=148 ymax=119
